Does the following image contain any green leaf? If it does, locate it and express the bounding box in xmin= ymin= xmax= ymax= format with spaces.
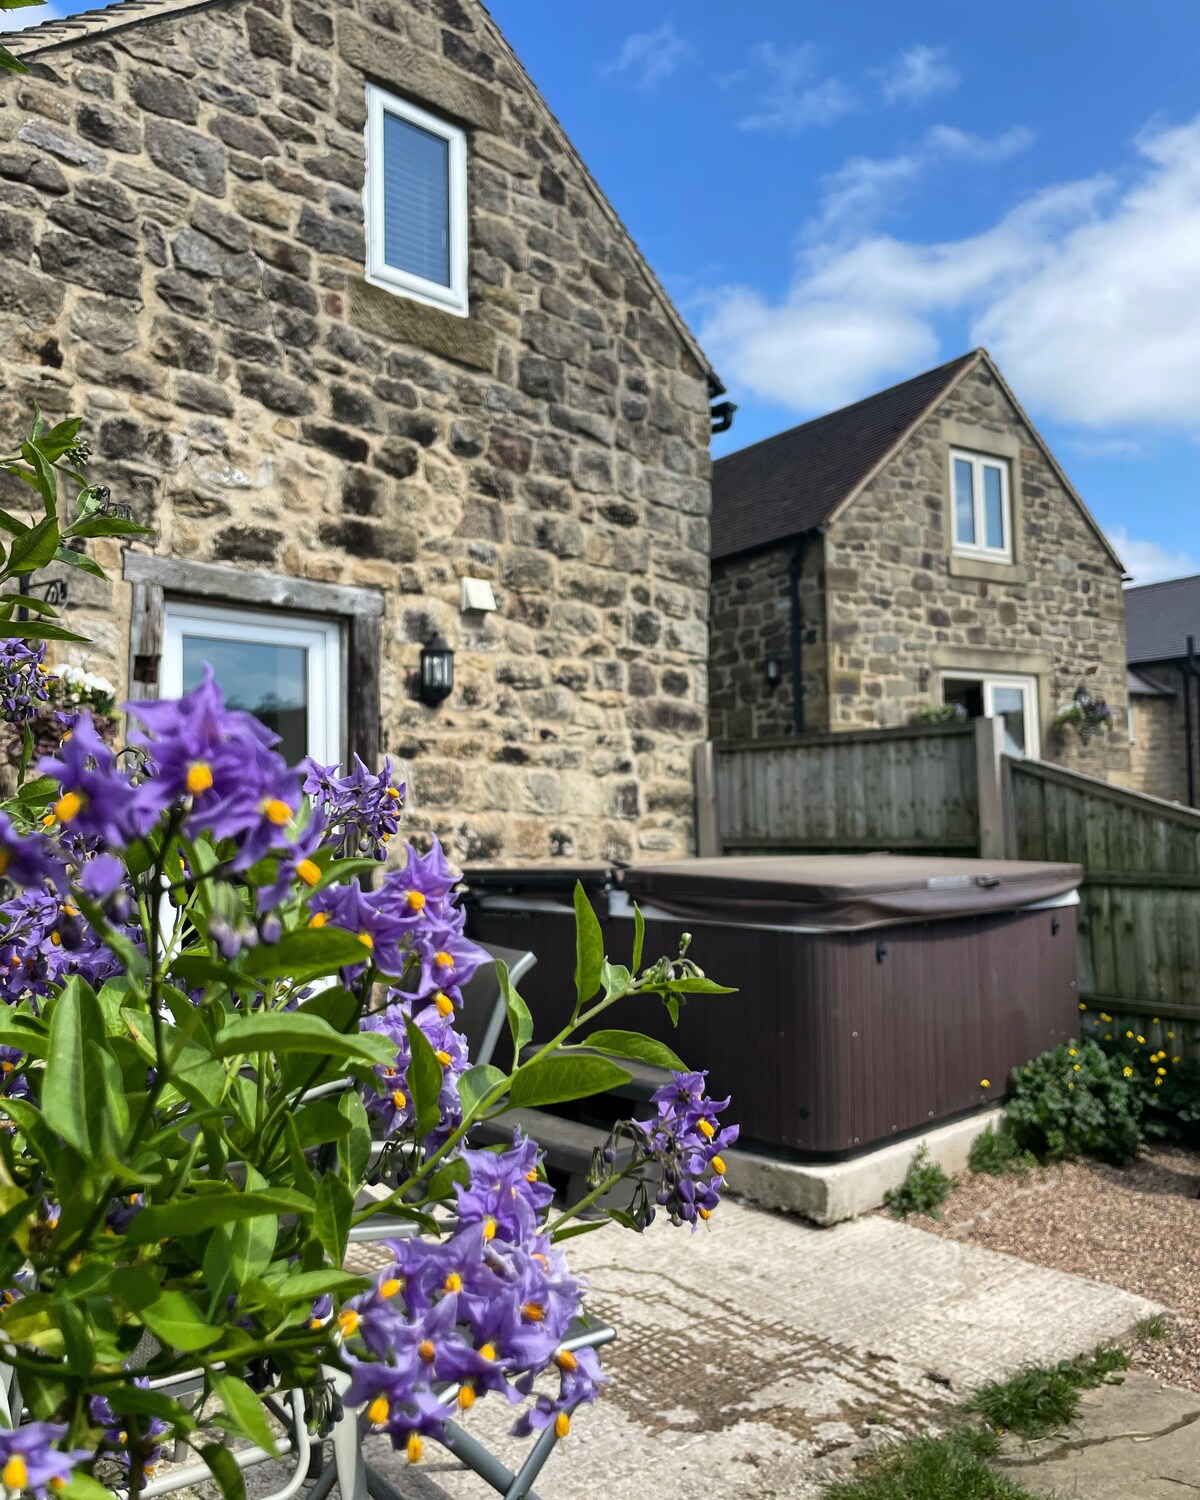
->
xmin=68 ymin=516 xmax=153 ymax=538
xmin=211 ymin=1011 xmax=394 ymax=1067
xmin=42 ymin=978 xmax=105 ymax=1154
xmin=64 ymin=1476 xmax=120 ymax=1500
xmin=56 ymin=1297 xmax=93 ymax=1375
xmin=313 ymin=1172 xmax=354 ymax=1266
xmin=581 ymin=1029 xmax=686 ymax=1072
xmin=404 ymin=1013 xmax=443 ymax=1142
xmin=0 ymin=43 xmax=29 ymax=76
xmin=632 ymin=905 xmax=645 ymax=972
xmin=549 ymin=1219 xmax=609 ymax=1243
xmin=0 ymin=619 xmax=87 ymax=642
xmin=241 ymin=925 xmax=373 ymax=982
xmin=33 ymin=417 xmax=80 ymax=460
xmin=662 ymin=976 xmax=737 ymax=995
xmin=7 ymin=515 xmax=59 ymax=574
xmin=124 ymin=1189 xmax=313 ymax=1244
xmin=140 ymin=1289 xmax=223 ymax=1352
xmin=203 ymin=1170 xmax=276 ymax=1309
xmin=498 ymin=960 xmax=533 ymax=1056
xmin=200 ymin=1442 xmax=248 ymax=1500
xmin=19 ymin=442 xmax=58 ymax=517
xmin=458 ymin=1063 xmax=506 ymax=1118
xmin=212 ymin=1372 xmax=280 ymax=1458
xmin=2 ymin=593 xmax=57 ymax=617
xmin=600 ymin=959 xmax=632 ymax=997
xmin=339 ymin=1087 xmax=371 ymax=1185
xmin=51 ymin=545 xmax=107 ymax=580
xmin=510 ymin=1054 xmax=631 ymax=1110
xmin=101 ymin=1381 xmax=198 ymax=1430
xmin=573 ymin=882 xmax=604 ymax=1004
xmin=89 ymin=1039 xmax=130 ymax=1148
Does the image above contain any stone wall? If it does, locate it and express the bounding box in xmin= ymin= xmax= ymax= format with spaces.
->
xmin=823 ymin=362 xmax=1130 ymax=777
xmin=708 ymin=539 xmax=826 ymax=741
xmin=1128 ymin=667 xmax=1194 ymax=805
xmin=0 ymin=0 xmax=714 ymax=864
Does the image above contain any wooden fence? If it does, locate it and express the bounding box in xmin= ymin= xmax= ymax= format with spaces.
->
xmin=696 ymin=724 xmax=1200 ymax=1050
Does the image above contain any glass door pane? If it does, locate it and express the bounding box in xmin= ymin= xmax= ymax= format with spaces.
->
xmin=180 ymin=635 xmax=309 ymax=766
xmin=988 ymin=684 xmax=1028 ymax=756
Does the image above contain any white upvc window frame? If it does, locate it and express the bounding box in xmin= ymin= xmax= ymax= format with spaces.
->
xmin=949 ymin=448 xmax=1013 ymax=561
xmin=363 ymin=83 xmax=469 ymax=318
xmin=161 ymin=600 xmax=343 ymax=766
xmin=939 ymin=669 xmax=1040 ymax=758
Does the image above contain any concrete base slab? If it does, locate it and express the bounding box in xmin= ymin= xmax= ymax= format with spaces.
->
xmin=996 ymin=1373 xmax=1200 ymax=1498
xmin=726 ymin=1108 xmax=1004 ymax=1225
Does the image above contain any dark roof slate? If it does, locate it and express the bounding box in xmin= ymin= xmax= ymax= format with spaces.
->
xmin=710 ymin=351 xmax=978 ymax=561
xmin=1125 ymin=574 xmax=1200 ymax=665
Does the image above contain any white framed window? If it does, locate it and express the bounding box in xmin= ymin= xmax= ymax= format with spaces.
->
xmin=363 ymin=83 xmax=468 ymax=318
xmin=941 ymin=671 xmax=1039 ymax=758
xmin=1128 ymin=703 xmax=1137 ymax=745
xmin=950 ymin=449 xmax=1012 ymax=560
xmin=161 ymin=601 xmax=342 ymax=767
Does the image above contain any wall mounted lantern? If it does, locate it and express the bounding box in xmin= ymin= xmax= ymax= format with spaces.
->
xmin=765 ymin=654 xmax=784 ymax=693
xmin=418 ymin=634 xmax=455 ymax=707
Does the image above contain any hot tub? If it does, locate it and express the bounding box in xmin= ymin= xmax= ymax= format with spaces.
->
xmin=463 ymin=855 xmax=1083 ymax=1159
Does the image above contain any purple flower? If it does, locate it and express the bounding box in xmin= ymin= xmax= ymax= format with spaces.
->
xmin=90 ymin=1380 xmax=168 ymax=1478
xmin=304 ymin=755 xmax=404 ymax=858
xmin=455 ymin=1136 xmax=553 ymax=1245
xmin=0 ymin=812 xmax=67 ymax=895
xmin=631 ymin=1070 xmax=738 ymax=1230
xmin=38 ymin=714 xmax=157 ymax=849
xmin=360 ymin=1000 xmax=468 ymax=1142
xmin=0 ymin=1422 xmax=88 ymax=1497
xmin=0 ymin=640 xmax=51 ymax=724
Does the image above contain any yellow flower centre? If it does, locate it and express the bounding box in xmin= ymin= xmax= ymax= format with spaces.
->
xmin=434 ymin=951 xmax=454 ymax=970
xmin=49 ymin=1480 xmax=66 ymax=1494
xmin=337 ymin=1309 xmax=360 ymax=1337
xmin=435 ymin=994 xmax=455 ymax=1017
xmin=418 ymin=1339 xmax=436 ymax=1363
xmin=406 ymin=1434 xmax=423 ymax=1465
xmin=444 ymin=1273 xmax=463 ymax=1293
xmin=522 ymin=1301 xmax=545 ymax=1324
xmin=525 ymin=1169 xmax=539 ymax=1183
xmin=309 ymin=912 xmax=328 ymax=928
xmin=483 ymin=1217 xmax=497 ymax=1242
xmin=260 ymin=797 xmax=293 ymax=827
xmin=0 ymin=852 xmax=8 ymax=879
xmin=1123 ymin=1067 xmax=1134 ymax=1078
xmin=380 ymin=1278 xmax=402 ymax=1299
xmin=435 ymin=1049 xmax=452 ymax=1068
xmin=555 ymin=1348 xmax=578 ymax=1372
xmin=0 ymin=1063 xmax=12 ymax=1075
xmin=387 ymin=786 xmax=401 ymax=801
xmin=367 ymin=1397 xmax=389 ymax=1426
xmin=54 ymin=791 xmax=84 ymax=824
xmin=391 ymin=1089 xmax=408 ymax=1110
xmin=698 ymin=1207 xmax=712 ymax=1220
xmin=3 ymin=1455 xmax=28 ymax=1491
xmin=697 ymin=1118 xmax=715 ymax=1140
xmin=358 ymin=931 xmax=375 ymax=951
xmin=711 ymin=1155 xmax=727 ymax=1176
xmin=457 ymin=1383 xmax=476 ymax=1411
xmin=186 ymin=762 xmax=214 ymax=796
xmin=554 ymin=1413 xmax=570 ymax=1440
xmin=479 ymin=1343 xmax=496 ymax=1362
xmin=406 ymin=890 xmax=426 ymax=912
xmin=49 ymin=931 xmax=61 ymax=947
xmin=297 ymin=858 xmax=321 ymax=887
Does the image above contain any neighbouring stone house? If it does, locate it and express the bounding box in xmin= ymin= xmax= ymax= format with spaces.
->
xmin=1125 ymin=575 xmax=1200 ymax=805
xmin=0 ymin=0 xmax=723 ymax=863
xmin=709 ymin=349 xmax=1132 ymax=779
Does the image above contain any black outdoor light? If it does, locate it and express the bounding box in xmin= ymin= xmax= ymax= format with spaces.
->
xmin=765 ymin=654 xmax=784 ymax=692
xmin=418 ymin=633 xmax=455 ymax=707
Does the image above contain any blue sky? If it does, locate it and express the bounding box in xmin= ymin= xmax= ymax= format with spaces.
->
xmin=8 ymin=0 xmax=1200 ymax=582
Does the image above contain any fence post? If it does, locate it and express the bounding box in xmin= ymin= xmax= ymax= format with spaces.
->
xmin=974 ymin=716 xmax=1007 ymax=859
xmin=693 ymin=741 xmax=721 ymax=857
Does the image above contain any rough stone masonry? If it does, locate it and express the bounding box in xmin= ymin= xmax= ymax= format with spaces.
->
xmin=0 ymin=0 xmax=717 ymax=864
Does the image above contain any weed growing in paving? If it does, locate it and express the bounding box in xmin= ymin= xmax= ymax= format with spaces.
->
xmin=968 ymin=1124 xmax=1037 ymax=1178
xmin=1135 ymin=1314 xmax=1170 ymax=1341
xmin=822 ymin=1430 xmax=1034 ymax=1499
xmin=884 ymin=1145 xmax=953 ymax=1219
xmin=966 ymin=1346 xmax=1131 ymax=1439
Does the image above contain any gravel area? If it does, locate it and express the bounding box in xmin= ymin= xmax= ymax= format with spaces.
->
xmin=912 ymin=1143 xmax=1200 ymax=1390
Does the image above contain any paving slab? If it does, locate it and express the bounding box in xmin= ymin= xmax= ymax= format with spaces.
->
xmin=996 ymin=1372 xmax=1200 ymax=1498
xmin=326 ymin=1199 xmax=1161 ymax=1499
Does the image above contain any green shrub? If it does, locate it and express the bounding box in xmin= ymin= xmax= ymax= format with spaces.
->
xmin=823 ymin=1431 xmax=1033 ymax=1499
xmin=884 ymin=1144 xmax=953 ymax=1219
xmin=968 ymin=1123 xmax=1036 ymax=1178
xmin=1005 ymin=1038 xmax=1142 ymax=1165
xmin=1090 ymin=1025 xmax=1200 ymax=1146
xmin=966 ymin=1346 xmax=1130 ymax=1439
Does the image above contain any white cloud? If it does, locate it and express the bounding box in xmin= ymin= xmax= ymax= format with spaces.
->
xmin=877 ymin=44 xmax=960 ymax=106
xmin=1109 ymin=528 xmax=1197 ymax=585
xmin=602 ymin=23 xmax=692 ymax=91
xmin=0 ymin=2 xmax=64 ymax=31
xmin=925 ymin=124 xmax=1035 ymax=163
xmin=734 ymin=43 xmax=857 ymax=134
xmin=698 ymin=115 xmax=1200 ymax=437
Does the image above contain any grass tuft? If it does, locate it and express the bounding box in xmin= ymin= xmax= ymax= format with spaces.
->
xmin=966 ymin=1346 xmax=1131 ymax=1439
xmin=1135 ymin=1314 xmax=1169 ymax=1341
xmin=822 ymin=1432 xmax=1035 ymax=1499
xmin=883 ymin=1145 xmax=953 ymax=1220
xmin=968 ymin=1124 xmax=1036 ymax=1178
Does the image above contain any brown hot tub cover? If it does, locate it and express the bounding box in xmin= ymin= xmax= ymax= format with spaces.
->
xmin=618 ymin=855 xmax=1082 ymax=932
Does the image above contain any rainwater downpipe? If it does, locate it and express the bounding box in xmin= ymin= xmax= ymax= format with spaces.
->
xmin=788 ymin=533 xmax=814 ymax=736
xmin=1183 ymin=634 xmax=1199 ymax=808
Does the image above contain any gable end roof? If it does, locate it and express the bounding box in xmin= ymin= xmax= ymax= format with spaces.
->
xmin=8 ymin=0 xmax=721 ymax=395
xmin=1126 ymin=573 xmax=1200 ymax=664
